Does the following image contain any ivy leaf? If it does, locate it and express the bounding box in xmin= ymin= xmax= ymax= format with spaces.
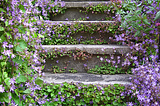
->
xmin=0 ymin=8 xmax=6 ymax=13
xmin=154 ymin=11 xmax=160 ymax=21
xmin=16 ymin=75 xmax=27 ymax=83
xmin=0 ymin=26 xmax=4 ymax=31
xmin=15 ymin=40 xmax=28 ymax=52
xmin=23 ymin=89 xmax=31 ymax=94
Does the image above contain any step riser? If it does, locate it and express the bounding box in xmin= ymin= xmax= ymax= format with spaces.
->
xmin=42 ymin=45 xmax=130 ymax=73
xmin=43 ymin=32 xmax=114 ymax=45
xmin=43 ymin=54 xmax=125 ymax=73
xmin=50 ymin=8 xmax=114 ymax=21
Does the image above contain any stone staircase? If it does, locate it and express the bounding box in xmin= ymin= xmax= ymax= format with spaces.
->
xmin=41 ymin=0 xmax=132 ymax=85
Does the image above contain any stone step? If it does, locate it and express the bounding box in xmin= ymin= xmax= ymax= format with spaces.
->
xmin=59 ymin=0 xmax=109 ymax=2
xmin=41 ymin=45 xmax=130 ymax=73
xmin=44 ymin=20 xmax=115 ymax=25
xmin=51 ymin=1 xmax=114 ymax=21
xmin=41 ymin=20 xmax=117 ymax=45
xmin=42 ymin=45 xmax=130 ymax=54
xmin=62 ymin=1 xmax=111 ymax=8
xmin=41 ymin=73 xmax=132 ymax=86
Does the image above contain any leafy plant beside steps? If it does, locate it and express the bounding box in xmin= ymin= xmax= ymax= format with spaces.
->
xmin=35 ymin=82 xmax=139 ymax=106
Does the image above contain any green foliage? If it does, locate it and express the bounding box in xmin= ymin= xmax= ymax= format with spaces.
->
xmin=52 ymin=65 xmax=65 ymax=73
xmin=154 ymin=10 xmax=160 ymax=21
xmin=41 ymin=22 xmax=117 ymax=45
xmin=87 ymin=63 xmax=132 ymax=75
xmin=69 ymin=68 xmax=77 ymax=73
xmin=35 ymin=82 xmax=138 ymax=105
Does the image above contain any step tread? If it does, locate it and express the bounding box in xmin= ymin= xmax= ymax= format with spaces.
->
xmin=42 ymin=45 xmax=130 ymax=54
xmin=58 ymin=1 xmax=112 ymax=8
xmin=44 ymin=20 xmax=115 ymax=25
xmin=41 ymin=73 xmax=132 ymax=85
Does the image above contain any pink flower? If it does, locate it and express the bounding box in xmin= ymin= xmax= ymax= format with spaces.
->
xmin=156 ymin=23 xmax=160 ymax=26
xmin=118 ymin=0 xmax=122 ymax=3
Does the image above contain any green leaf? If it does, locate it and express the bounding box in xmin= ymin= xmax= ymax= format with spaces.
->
xmin=15 ymin=40 xmax=28 ymax=52
xmin=38 ymin=34 xmax=44 ymax=38
xmin=6 ymin=32 xmax=12 ymax=38
xmin=144 ymin=28 xmax=153 ymax=32
xmin=3 ymin=72 xmax=8 ymax=78
xmin=154 ymin=11 xmax=160 ymax=21
xmin=23 ymin=89 xmax=31 ymax=94
xmin=134 ymin=30 xmax=140 ymax=36
xmin=35 ymin=77 xmax=44 ymax=86
xmin=12 ymin=94 xmax=23 ymax=106
xmin=113 ymin=101 xmax=119 ymax=105
xmin=143 ymin=19 xmax=150 ymax=25
xmin=4 ymin=78 xmax=10 ymax=87
xmin=16 ymin=75 xmax=27 ymax=83
xmin=0 ymin=26 xmax=4 ymax=31
xmin=0 ymin=8 xmax=6 ymax=13
xmin=5 ymin=20 xmax=9 ymax=26
xmin=1 ymin=62 xmax=6 ymax=66
xmin=18 ymin=4 xmax=25 ymax=13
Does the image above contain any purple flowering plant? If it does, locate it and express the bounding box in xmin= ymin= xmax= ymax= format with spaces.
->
xmin=111 ymin=0 xmax=160 ymax=105
xmin=0 ymin=0 xmax=47 ymax=105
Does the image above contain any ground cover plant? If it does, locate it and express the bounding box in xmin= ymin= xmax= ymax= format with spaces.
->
xmin=0 ymin=0 xmax=160 ymax=105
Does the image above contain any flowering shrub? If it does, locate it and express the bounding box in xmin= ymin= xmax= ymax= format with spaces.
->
xmin=111 ymin=0 xmax=160 ymax=105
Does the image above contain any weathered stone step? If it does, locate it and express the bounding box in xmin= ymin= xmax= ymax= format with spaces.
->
xmin=60 ymin=0 xmax=109 ymax=2
xmin=42 ymin=45 xmax=130 ymax=54
xmin=51 ymin=1 xmax=114 ymax=21
xmin=41 ymin=20 xmax=118 ymax=46
xmin=62 ymin=1 xmax=111 ymax=8
xmin=41 ymin=73 xmax=132 ymax=85
xmin=44 ymin=20 xmax=115 ymax=25
xmin=41 ymin=45 xmax=130 ymax=73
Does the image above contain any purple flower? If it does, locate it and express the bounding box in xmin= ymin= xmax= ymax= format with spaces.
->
xmin=56 ymin=60 xmax=59 ymax=63
xmin=76 ymin=93 xmax=80 ymax=96
xmin=0 ymin=55 xmax=3 ymax=60
xmin=89 ymin=101 xmax=93 ymax=104
xmin=84 ymin=64 xmax=87 ymax=67
xmin=58 ymin=91 xmax=61 ymax=95
xmin=60 ymin=96 xmax=65 ymax=102
xmin=102 ymin=91 xmax=105 ymax=94
xmin=2 ymin=41 xmax=8 ymax=48
xmin=127 ymin=102 xmax=133 ymax=106
xmin=54 ymin=98 xmax=58 ymax=101
xmin=2 ymin=50 xmax=12 ymax=56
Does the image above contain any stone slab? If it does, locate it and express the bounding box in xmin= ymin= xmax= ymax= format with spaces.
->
xmin=60 ymin=0 xmax=109 ymax=2
xmin=44 ymin=20 xmax=115 ymax=25
xmin=42 ymin=45 xmax=130 ymax=54
xmin=41 ymin=73 xmax=132 ymax=85
xmin=60 ymin=1 xmax=112 ymax=8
